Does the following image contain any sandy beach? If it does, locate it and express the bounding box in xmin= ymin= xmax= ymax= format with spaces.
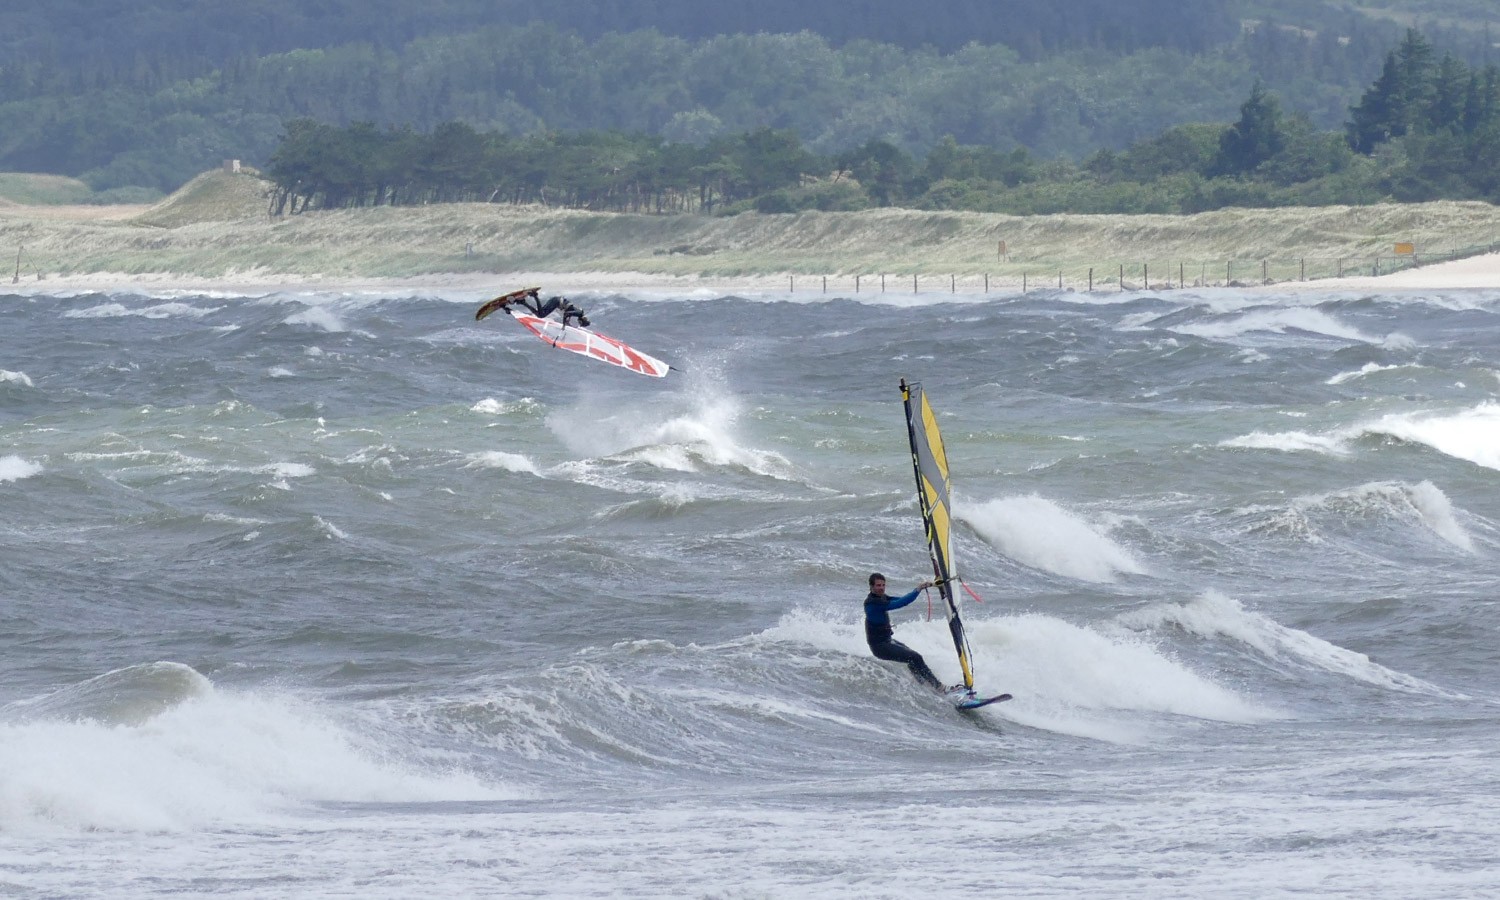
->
xmin=1271 ymin=250 xmax=1500 ymax=291
xmin=18 ymin=250 xmax=1500 ymax=297
xmin=6 ymin=173 xmax=1499 ymax=295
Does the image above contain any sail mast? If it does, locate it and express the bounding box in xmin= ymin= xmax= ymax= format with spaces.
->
xmin=900 ymin=379 xmax=975 ymax=689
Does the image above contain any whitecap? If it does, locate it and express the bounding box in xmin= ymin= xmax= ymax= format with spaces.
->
xmin=64 ymin=302 xmax=216 ymax=319
xmin=959 ymin=495 xmax=1146 ymax=582
xmin=0 ymin=455 xmax=43 ymax=482
xmin=1118 ymin=591 xmax=1458 ymax=697
xmin=465 ymin=451 xmax=541 ymax=475
xmin=0 ymin=675 xmax=509 ymax=833
xmin=1173 ymin=308 xmax=1379 ymax=344
xmin=1326 ymin=362 xmax=1410 ymax=385
xmin=1220 ymin=429 xmax=1350 ymax=455
xmin=1362 ymin=402 xmax=1500 ymax=471
xmin=282 ymin=307 xmax=347 ymax=332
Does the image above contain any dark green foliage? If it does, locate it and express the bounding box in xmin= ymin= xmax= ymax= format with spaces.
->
xmin=4 ymin=4 xmax=1498 ymax=213
xmin=2 ymin=4 xmax=1497 ymax=195
xmin=834 ymin=140 xmax=917 ymax=207
xmin=1087 ymin=124 xmax=1225 ymax=182
xmin=265 ymin=119 xmax=823 ymax=214
xmin=263 ymin=22 xmax=1500 ymax=219
xmin=1212 ymin=82 xmax=1285 ymax=176
xmin=0 ymin=0 xmax=1240 ymax=66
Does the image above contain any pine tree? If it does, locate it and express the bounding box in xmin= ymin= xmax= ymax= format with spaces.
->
xmin=1347 ymin=29 xmax=1440 ymax=153
xmin=1212 ymin=81 xmax=1284 ymax=176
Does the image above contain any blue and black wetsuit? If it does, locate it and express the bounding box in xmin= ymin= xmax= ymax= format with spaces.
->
xmin=526 ymin=295 xmax=588 ymax=327
xmin=865 ymin=588 xmax=942 ymax=690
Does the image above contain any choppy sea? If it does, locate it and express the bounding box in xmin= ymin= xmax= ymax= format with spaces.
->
xmin=2 ymin=282 xmax=1498 ymax=897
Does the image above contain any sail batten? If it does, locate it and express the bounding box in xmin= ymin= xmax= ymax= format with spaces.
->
xmin=901 ymin=379 xmax=975 ymax=690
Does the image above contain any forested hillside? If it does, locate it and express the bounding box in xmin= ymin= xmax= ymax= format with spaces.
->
xmin=0 ymin=0 xmax=1494 ymax=197
xmin=254 ymin=28 xmax=1500 ymax=217
xmin=2 ymin=0 xmax=1238 ymax=65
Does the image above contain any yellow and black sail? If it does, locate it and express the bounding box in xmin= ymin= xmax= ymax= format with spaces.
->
xmin=900 ymin=379 xmax=975 ymax=690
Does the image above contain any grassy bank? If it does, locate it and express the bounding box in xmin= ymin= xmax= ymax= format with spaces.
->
xmin=2 ymin=170 xmax=1498 ymax=283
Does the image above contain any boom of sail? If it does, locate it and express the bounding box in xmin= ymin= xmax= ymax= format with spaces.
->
xmin=900 ymin=378 xmax=975 ymax=691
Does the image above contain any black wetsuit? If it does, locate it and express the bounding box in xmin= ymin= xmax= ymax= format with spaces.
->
xmin=527 ymin=296 xmax=587 ymax=327
xmin=864 ymin=588 xmax=942 ymax=690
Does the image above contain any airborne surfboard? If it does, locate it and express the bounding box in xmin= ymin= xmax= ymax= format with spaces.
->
xmin=475 ymin=289 xmax=673 ymax=378
xmin=901 ymin=378 xmax=1012 ymax=711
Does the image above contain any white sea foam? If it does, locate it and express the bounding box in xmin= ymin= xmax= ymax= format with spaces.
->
xmin=966 ymin=614 xmax=1278 ymax=735
xmin=465 ymin=450 xmax=541 ymax=475
xmin=0 ymin=369 xmax=33 ymax=387
xmin=761 ymin=608 xmax=1275 ymax=742
xmin=1220 ymin=429 xmax=1352 ymax=455
xmin=314 ymin=516 xmax=348 ymax=540
xmin=1289 ymin=480 xmax=1474 ymax=551
xmin=283 ymin=306 xmax=347 ymax=332
xmin=1172 ymin=308 xmax=1379 ymax=344
xmin=262 ymin=463 xmax=315 ymax=484
xmin=1363 ymin=402 xmax=1500 ymax=471
xmin=63 ymin=301 xmax=217 ymax=320
xmin=1221 ymin=402 xmax=1500 ymax=470
xmin=958 ymin=495 xmax=1146 ymax=582
xmin=1326 ymin=362 xmax=1411 ymax=385
xmin=0 ymin=455 xmax=43 ymax=482
xmin=1118 ymin=591 xmax=1456 ymax=696
xmin=550 ymin=390 xmax=792 ymax=479
xmin=470 ymin=397 xmax=542 ymax=416
xmin=1405 ymin=480 xmax=1474 ymax=551
xmin=0 ymin=673 xmax=506 ymax=833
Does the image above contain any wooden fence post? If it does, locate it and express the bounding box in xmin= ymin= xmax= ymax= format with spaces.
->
xmin=856 ymin=274 xmax=861 ymax=293
xmin=1088 ymin=267 xmax=1093 ymax=291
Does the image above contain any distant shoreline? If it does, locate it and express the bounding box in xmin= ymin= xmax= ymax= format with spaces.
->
xmin=3 ymin=172 xmax=1499 ymax=293
xmin=17 ymin=252 xmax=1500 ymax=297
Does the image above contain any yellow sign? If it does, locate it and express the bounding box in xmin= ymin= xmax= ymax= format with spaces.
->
xmin=1394 ymin=242 xmax=1415 ymax=255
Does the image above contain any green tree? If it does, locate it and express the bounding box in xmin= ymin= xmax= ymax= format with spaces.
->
xmin=833 ymin=139 xmax=915 ymax=206
xmin=1347 ymin=29 xmax=1439 ymax=153
xmin=1211 ymin=82 xmax=1284 ymax=176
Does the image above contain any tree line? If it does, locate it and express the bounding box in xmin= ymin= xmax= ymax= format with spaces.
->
xmin=3 ymin=0 xmax=1237 ymax=71
xmin=265 ymin=31 xmax=1500 ymax=217
xmin=2 ymin=11 xmax=1494 ymax=198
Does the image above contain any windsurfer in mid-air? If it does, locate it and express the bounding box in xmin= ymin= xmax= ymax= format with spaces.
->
xmin=863 ymin=572 xmax=958 ymax=693
xmin=502 ymin=288 xmax=590 ymax=327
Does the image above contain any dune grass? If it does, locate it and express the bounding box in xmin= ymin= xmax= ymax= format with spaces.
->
xmin=1 ymin=170 xmax=1497 ymax=284
xmin=0 ymin=173 xmax=96 ymax=206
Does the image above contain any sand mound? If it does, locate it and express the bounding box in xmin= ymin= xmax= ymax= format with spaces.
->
xmin=131 ymin=170 xmax=272 ymax=228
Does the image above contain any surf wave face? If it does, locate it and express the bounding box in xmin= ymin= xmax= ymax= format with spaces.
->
xmin=2 ymin=286 xmax=1500 ymax=896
